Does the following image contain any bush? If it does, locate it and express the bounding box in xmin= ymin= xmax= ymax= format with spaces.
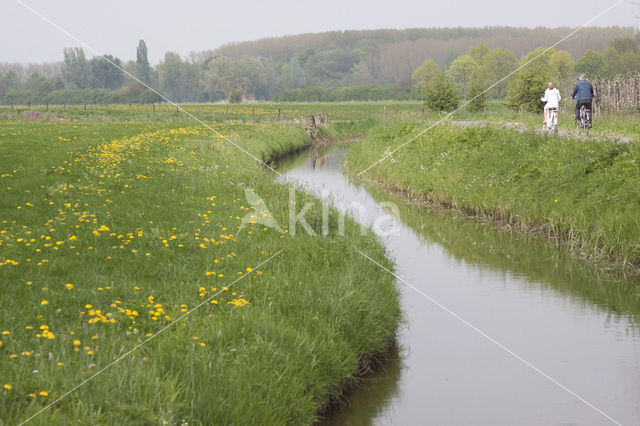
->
xmin=467 ymin=78 xmax=487 ymax=112
xmin=423 ymin=74 xmax=459 ymax=111
xmin=504 ymin=64 xmax=551 ymax=112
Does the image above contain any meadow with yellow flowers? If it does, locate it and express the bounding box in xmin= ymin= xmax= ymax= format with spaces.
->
xmin=0 ymin=113 xmax=400 ymax=424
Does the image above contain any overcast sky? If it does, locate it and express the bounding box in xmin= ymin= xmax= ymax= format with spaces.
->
xmin=1 ymin=0 xmax=638 ymax=64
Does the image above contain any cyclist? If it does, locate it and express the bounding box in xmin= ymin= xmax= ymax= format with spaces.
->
xmin=571 ymin=74 xmax=594 ymax=124
xmin=540 ymin=82 xmax=561 ymax=126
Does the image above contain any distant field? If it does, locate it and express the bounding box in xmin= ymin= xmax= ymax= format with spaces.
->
xmin=1 ymin=100 xmax=636 ymax=137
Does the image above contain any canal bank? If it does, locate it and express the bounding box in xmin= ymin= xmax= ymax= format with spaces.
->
xmin=280 ymin=145 xmax=640 ymax=425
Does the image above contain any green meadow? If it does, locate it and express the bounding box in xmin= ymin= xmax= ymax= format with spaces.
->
xmin=0 ymin=113 xmax=400 ymax=424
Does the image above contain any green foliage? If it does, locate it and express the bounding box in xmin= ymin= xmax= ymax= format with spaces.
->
xmin=412 ymin=59 xmax=441 ymax=95
xmin=347 ymin=122 xmax=640 ymax=267
xmin=136 ymin=40 xmax=151 ymax=84
xmin=483 ymin=48 xmax=517 ymax=99
xmin=89 ymin=55 xmax=124 ymax=90
xmin=505 ymin=49 xmax=555 ymax=112
xmin=424 ymin=73 xmax=459 ymax=111
xmin=63 ymin=47 xmax=90 ymax=89
xmin=1 ymin=27 xmax=638 ymax=105
xmin=574 ymin=50 xmax=607 ymax=78
xmin=611 ymin=35 xmax=638 ymax=54
xmin=467 ymin=78 xmax=487 ymax=112
xmin=448 ymin=54 xmax=478 ymax=99
xmin=549 ymin=50 xmax=574 ymax=81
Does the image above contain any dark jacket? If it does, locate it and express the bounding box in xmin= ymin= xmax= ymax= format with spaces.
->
xmin=572 ymin=81 xmax=594 ymax=100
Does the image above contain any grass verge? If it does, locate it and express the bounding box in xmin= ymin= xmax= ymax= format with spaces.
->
xmin=346 ymin=121 xmax=640 ymax=272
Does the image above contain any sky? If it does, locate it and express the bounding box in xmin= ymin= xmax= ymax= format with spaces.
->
xmin=1 ymin=0 xmax=638 ymax=64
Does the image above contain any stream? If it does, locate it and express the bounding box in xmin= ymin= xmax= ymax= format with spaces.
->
xmin=276 ymin=145 xmax=640 ymax=426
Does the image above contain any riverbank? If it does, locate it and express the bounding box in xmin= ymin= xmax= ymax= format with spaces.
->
xmin=346 ymin=121 xmax=640 ymax=273
xmin=0 ymin=118 xmax=400 ymax=424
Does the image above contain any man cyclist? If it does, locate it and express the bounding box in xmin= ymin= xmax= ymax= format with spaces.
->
xmin=540 ymin=82 xmax=561 ymax=126
xmin=571 ymin=74 xmax=594 ymax=124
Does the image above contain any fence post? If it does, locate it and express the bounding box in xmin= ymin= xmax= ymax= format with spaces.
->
xmin=225 ymin=107 xmax=228 ymax=120
xmin=27 ymin=102 xmax=30 ymax=110
xmin=252 ymin=106 xmax=255 ymax=118
xmin=129 ymin=104 xmax=132 ymax=112
xmin=153 ymin=103 xmax=155 ymax=113
xmin=46 ymin=102 xmax=49 ymax=111
xmin=277 ymin=108 xmax=281 ymax=119
xmin=84 ymin=103 xmax=86 ymax=110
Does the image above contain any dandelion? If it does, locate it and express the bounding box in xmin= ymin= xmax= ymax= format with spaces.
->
xmin=41 ymin=300 xmax=49 ymax=305
xmin=73 ymin=340 xmax=81 ymax=346
xmin=65 ymin=283 xmax=73 ymax=290
xmin=3 ymin=384 xmax=11 ymax=390
xmin=39 ymin=391 xmax=48 ymax=396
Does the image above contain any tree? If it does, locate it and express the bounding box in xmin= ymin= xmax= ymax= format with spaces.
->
xmin=37 ymin=79 xmax=56 ymax=97
xmin=26 ymin=73 xmax=47 ymax=91
xmin=483 ymin=48 xmax=517 ymax=99
xmin=0 ymin=70 xmax=19 ymax=99
xmin=548 ymin=50 xmax=573 ymax=82
xmin=202 ymin=56 xmax=267 ymax=102
xmin=620 ymin=51 xmax=640 ymax=75
xmin=601 ymin=47 xmax=623 ymax=78
xmin=158 ymin=52 xmax=184 ymax=100
xmin=467 ymin=77 xmax=487 ymax=112
xmin=136 ymin=40 xmax=151 ymax=84
xmin=611 ymin=35 xmax=638 ymax=54
xmin=505 ymin=52 xmax=553 ymax=113
xmin=574 ymin=50 xmax=607 ymax=78
xmin=89 ymin=55 xmax=124 ymax=89
xmin=448 ymin=54 xmax=478 ymax=100
xmin=468 ymin=44 xmax=490 ymax=63
xmin=62 ymin=47 xmax=90 ymax=88
xmin=424 ymin=72 xmax=459 ymax=112
xmin=412 ymin=59 xmax=441 ymax=94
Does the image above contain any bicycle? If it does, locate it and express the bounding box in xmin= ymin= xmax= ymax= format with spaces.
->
xmin=542 ymin=107 xmax=558 ymax=135
xmin=577 ymin=104 xmax=592 ymax=135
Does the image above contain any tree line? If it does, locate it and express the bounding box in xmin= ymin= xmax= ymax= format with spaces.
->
xmin=0 ymin=27 xmax=638 ymax=105
xmin=414 ymin=34 xmax=640 ymax=113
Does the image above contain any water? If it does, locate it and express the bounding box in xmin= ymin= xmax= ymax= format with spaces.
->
xmin=277 ymin=145 xmax=640 ymax=426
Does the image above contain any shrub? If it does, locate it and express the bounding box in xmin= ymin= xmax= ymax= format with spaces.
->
xmin=423 ymin=74 xmax=459 ymax=112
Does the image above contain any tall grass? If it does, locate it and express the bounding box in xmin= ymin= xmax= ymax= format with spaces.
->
xmin=0 ymin=118 xmax=400 ymax=424
xmin=347 ymin=121 xmax=640 ymax=271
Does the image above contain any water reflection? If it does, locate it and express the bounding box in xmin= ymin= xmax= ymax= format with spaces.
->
xmin=279 ymin=145 xmax=640 ymax=426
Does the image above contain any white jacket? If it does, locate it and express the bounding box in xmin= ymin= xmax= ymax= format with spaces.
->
xmin=541 ymin=88 xmax=561 ymax=109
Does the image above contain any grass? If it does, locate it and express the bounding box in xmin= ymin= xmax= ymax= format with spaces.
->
xmin=346 ymin=120 xmax=640 ymax=271
xmin=0 ymin=116 xmax=401 ymax=424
